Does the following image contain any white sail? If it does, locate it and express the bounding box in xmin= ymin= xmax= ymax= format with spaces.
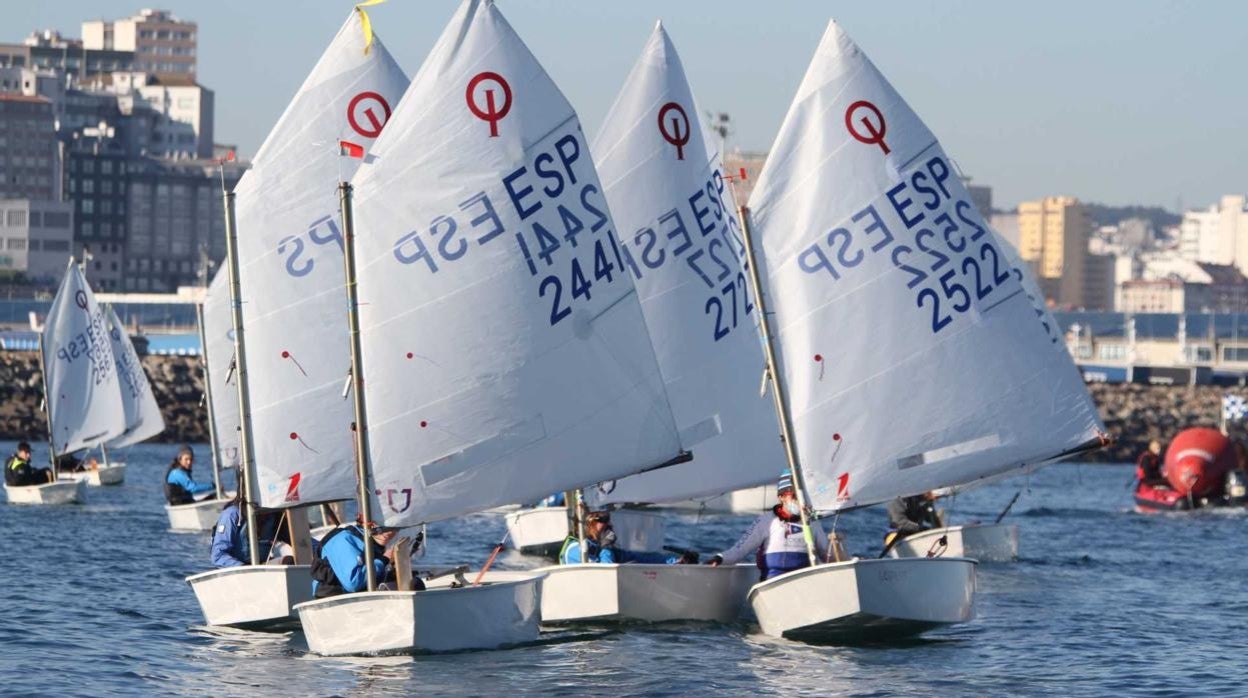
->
xmin=746 ymin=21 xmax=1104 ymax=512
xmin=105 ymin=305 xmax=165 ymax=448
xmin=235 ymin=11 xmax=409 ymax=508
xmin=350 ymin=0 xmax=682 ymax=527
xmin=204 ymin=268 xmax=240 ymax=471
xmin=586 ymin=24 xmax=783 ymax=506
xmin=41 ymin=263 xmax=126 ymax=455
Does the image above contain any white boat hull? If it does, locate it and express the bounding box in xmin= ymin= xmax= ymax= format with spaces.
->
xmin=4 ymin=479 xmax=85 ymax=505
xmin=65 ymin=463 xmax=126 ymax=486
xmin=888 ymin=524 xmax=1019 ymax=563
xmin=504 ymin=507 xmax=666 ymax=558
xmin=166 ymin=498 xmax=227 ymax=532
xmin=748 ymin=558 xmax=977 ymax=643
xmin=186 ymin=565 xmax=314 ymax=630
xmin=535 ymin=563 xmax=756 ymax=624
xmin=295 ymin=571 xmax=544 ymax=656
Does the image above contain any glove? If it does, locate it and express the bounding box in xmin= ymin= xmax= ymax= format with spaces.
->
xmin=680 ymin=551 xmax=699 ymax=565
xmin=704 ymin=554 xmax=723 ymax=567
xmin=599 ymin=528 xmax=617 ymax=549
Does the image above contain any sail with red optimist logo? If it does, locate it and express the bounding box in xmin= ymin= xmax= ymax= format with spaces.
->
xmin=746 ymin=21 xmax=1104 ymax=511
xmin=586 ymin=23 xmax=783 ymax=507
xmin=233 ymin=10 xmax=409 ymax=508
xmin=348 ymin=0 xmax=683 ymax=527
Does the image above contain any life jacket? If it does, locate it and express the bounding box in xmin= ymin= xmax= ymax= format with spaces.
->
xmin=311 ymin=526 xmax=387 ymax=598
xmin=5 ymin=454 xmax=29 ymax=486
xmin=759 ymin=505 xmax=811 ymax=580
xmin=164 ymin=463 xmax=193 ymax=505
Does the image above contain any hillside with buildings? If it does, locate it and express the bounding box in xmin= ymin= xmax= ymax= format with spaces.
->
xmin=0 ymin=8 xmax=245 ymax=296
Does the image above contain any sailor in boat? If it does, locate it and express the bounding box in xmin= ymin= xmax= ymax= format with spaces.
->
xmin=1136 ymin=440 xmax=1167 ymax=487
xmin=164 ymin=445 xmax=217 ymax=505
xmin=4 ymin=442 xmax=52 ymax=487
xmin=884 ymin=492 xmax=943 ymax=546
xmin=210 ymin=492 xmax=292 ymax=567
xmin=707 ymin=473 xmax=830 ymax=579
xmin=559 ymin=510 xmax=696 ymax=565
xmin=310 ymin=520 xmax=423 ymax=597
xmin=56 ymin=452 xmax=99 ymax=474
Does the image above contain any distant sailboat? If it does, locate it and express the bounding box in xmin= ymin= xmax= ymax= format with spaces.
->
xmin=185 ymin=7 xmax=410 ymax=631
xmin=6 ymin=261 xmax=125 ymax=505
xmin=166 ymin=270 xmax=235 ymax=532
xmin=294 ymin=0 xmax=689 ymax=656
xmin=64 ymin=304 xmax=167 ymax=487
xmin=737 ymin=20 xmax=1105 ymax=642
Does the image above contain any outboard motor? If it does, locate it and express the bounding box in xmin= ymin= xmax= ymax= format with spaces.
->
xmin=1226 ymin=470 xmax=1248 ymax=504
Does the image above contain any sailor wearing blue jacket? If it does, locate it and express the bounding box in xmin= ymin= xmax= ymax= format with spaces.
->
xmin=708 ymin=472 xmax=829 ymax=580
xmin=164 ymin=445 xmax=216 ymax=505
xmin=210 ymin=499 xmax=282 ymax=567
xmin=559 ymin=510 xmax=696 ymax=565
xmin=310 ymin=523 xmax=402 ymax=597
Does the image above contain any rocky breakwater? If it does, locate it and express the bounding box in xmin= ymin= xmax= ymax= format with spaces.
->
xmin=1089 ymin=383 xmax=1247 ymax=462
xmin=0 ymin=352 xmax=209 ymax=443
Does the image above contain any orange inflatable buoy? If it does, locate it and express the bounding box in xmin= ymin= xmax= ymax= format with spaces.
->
xmin=1164 ymin=428 xmax=1235 ymax=497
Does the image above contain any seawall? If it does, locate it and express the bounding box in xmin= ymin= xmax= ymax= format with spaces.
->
xmin=0 ymin=352 xmax=1237 ymax=461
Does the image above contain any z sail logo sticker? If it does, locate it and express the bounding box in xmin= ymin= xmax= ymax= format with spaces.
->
xmin=466 ymin=71 xmax=512 ymax=138
xmin=284 ymin=472 xmax=301 ymax=503
xmin=836 ymin=473 xmax=850 ymax=502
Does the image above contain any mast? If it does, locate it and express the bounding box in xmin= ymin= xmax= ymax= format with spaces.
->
xmin=36 ymin=334 xmax=57 ymax=474
xmin=222 ymin=184 xmax=261 ymax=566
xmin=736 ymin=205 xmax=818 ymax=566
xmin=196 ymin=302 xmax=224 ymax=499
xmin=338 ymin=181 xmax=379 ymax=592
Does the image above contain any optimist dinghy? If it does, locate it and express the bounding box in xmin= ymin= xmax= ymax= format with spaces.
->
xmin=528 ymin=24 xmax=789 ymax=627
xmin=4 ymin=478 xmax=86 ymax=505
xmin=731 ymin=20 xmax=1106 ymax=643
xmin=296 ymin=0 xmax=691 ymax=655
xmin=184 ymin=7 xmax=410 ymax=631
xmin=887 ymin=523 xmax=1019 ymax=563
xmin=504 ymin=506 xmax=665 ymax=559
xmin=14 ymin=261 xmax=128 ymax=505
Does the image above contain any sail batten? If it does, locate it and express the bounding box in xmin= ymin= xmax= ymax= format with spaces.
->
xmin=747 ymin=20 xmax=1104 ymax=512
xmin=348 ymin=0 xmax=682 ymax=527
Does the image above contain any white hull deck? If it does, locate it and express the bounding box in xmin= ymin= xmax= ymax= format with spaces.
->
xmin=64 ymin=463 xmax=126 ymax=486
xmin=534 ymin=563 xmax=757 ymax=624
xmin=504 ymin=507 xmax=666 ymax=558
xmin=295 ymin=571 xmax=544 ymax=656
xmin=186 ymin=565 xmax=314 ymax=631
xmin=888 ymin=524 xmax=1019 ymax=563
xmin=748 ymin=557 xmax=977 ymax=644
xmin=166 ymin=496 xmax=230 ymax=532
xmin=4 ymin=479 xmax=86 ymax=505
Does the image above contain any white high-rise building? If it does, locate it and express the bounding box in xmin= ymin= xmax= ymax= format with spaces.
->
xmin=1179 ymin=195 xmax=1248 ymax=271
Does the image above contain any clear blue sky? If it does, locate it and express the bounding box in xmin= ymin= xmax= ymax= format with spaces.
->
xmin=9 ymin=1 xmax=1246 ymax=210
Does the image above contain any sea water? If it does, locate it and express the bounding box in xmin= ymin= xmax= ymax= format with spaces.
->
xmin=1 ymin=442 xmax=1244 ymax=697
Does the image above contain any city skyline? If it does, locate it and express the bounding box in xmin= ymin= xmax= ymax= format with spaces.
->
xmin=6 ymin=0 xmax=1245 ymax=211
